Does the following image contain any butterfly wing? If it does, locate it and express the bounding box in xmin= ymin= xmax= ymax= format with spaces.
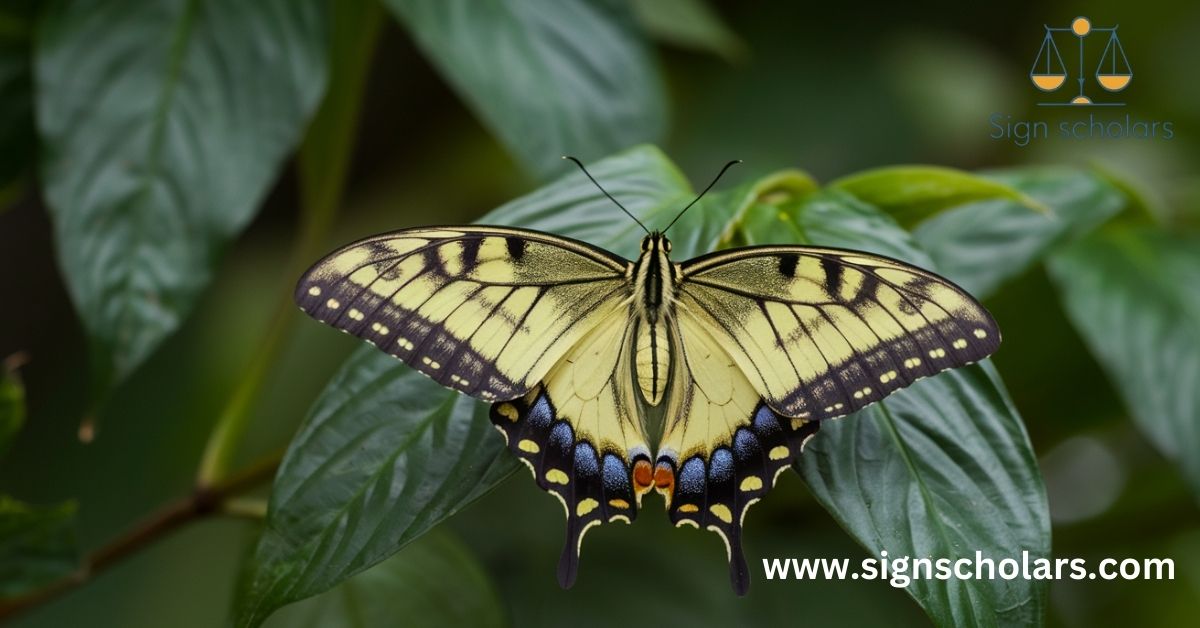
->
xmin=676 ymin=246 xmax=1000 ymax=420
xmin=656 ymin=312 xmax=819 ymax=595
xmin=297 ymin=225 xmax=650 ymax=589
xmin=295 ymin=226 xmax=632 ymax=402
xmin=489 ymin=304 xmax=651 ymax=589
xmin=656 ymin=245 xmax=999 ymax=594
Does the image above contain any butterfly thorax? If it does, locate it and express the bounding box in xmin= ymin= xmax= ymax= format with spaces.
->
xmin=631 ymin=233 xmax=678 ymax=406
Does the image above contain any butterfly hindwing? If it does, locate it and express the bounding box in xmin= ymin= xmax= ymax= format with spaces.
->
xmin=656 ymin=313 xmax=820 ymax=594
xmin=489 ymin=306 xmax=651 ymax=588
xmin=677 ymin=246 xmax=1000 ymax=420
xmin=295 ymin=226 xmax=631 ymax=402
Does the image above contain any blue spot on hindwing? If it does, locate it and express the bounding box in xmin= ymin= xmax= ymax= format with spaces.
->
xmin=528 ymin=395 xmax=553 ymax=429
xmin=548 ymin=421 xmax=573 ymax=455
xmin=574 ymin=442 xmax=599 ymax=478
xmin=602 ymin=454 xmax=630 ymax=493
xmin=753 ymin=404 xmax=781 ymax=436
xmin=733 ymin=428 xmax=760 ymax=463
xmin=708 ymin=449 xmax=733 ymax=483
xmin=678 ymin=457 xmax=707 ymax=496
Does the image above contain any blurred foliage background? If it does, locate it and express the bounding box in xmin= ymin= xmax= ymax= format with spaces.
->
xmin=0 ymin=0 xmax=1198 ymax=626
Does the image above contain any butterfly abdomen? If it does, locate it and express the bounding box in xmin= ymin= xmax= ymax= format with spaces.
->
xmin=631 ymin=233 xmax=678 ymax=406
xmin=635 ymin=318 xmax=671 ymax=405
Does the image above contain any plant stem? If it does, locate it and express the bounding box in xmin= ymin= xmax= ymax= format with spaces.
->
xmin=194 ymin=1 xmax=382 ymax=487
xmin=0 ymin=453 xmax=281 ymax=621
xmin=194 ymin=293 xmax=300 ymax=487
xmin=221 ymin=497 xmax=270 ymax=520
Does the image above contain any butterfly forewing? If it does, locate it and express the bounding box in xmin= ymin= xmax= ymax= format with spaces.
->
xmin=677 ymin=246 xmax=1001 ymax=420
xmin=295 ymin=226 xmax=631 ymax=402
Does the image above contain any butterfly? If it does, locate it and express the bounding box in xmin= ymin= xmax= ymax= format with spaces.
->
xmin=294 ymin=157 xmax=1000 ymax=594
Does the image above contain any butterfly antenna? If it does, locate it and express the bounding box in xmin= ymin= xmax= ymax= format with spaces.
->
xmin=562 ymin=155 xmax=649 ymax=234
xmin=663 ymin=160 xmax=742 ymax=234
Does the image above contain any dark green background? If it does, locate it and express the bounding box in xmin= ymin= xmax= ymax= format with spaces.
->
xmin=1 ymin=0 xmax=1197 ymax=626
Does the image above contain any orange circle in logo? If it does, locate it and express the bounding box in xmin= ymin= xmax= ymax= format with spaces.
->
xmin=1072 ymin=17 xmax=1091 ymax=36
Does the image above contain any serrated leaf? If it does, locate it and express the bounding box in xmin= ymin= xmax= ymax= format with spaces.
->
xmin=1048 ymin=227 xmax=1200 ymax=500
xmin=0 ymin=496 xmax=78 ymax=598
xmin=831 ymin=165 xmax=1049 ymax=230
xmin=385 ymin=0 xmax=666 ymax=180
xmin=737 ymin=185 xmax=1049 ymax=627
xmin=263 ymin=531 xmax=505 ymax=628
xmin=35 ymin=0 xmax=329 ymax=392
xmin=235 ymin=146 xmax=698 ymax=627
xmin=913 ymin=167 xmax=1126 ymax=299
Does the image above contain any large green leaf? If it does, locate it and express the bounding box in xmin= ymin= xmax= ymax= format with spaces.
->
xmin=0 ymin=497 xmax=78 ymax=598
xmin=741 ymin=187 xmax=1050 ymax=627
xmin=35 ymin=0 xmax=329 ymax=391
xmin=1048 ymin=227 xmax=1200 ymax=500
xmin=233 ymin=347 xmax=516 ymax=628
xmin=912 ymin=167 xmax=1126 ymax=299
xmin=263 ymin=531 xmax=505 ymax=628
xmin=830 ymin=165 xmax=1048 ymax=230
xmin=235 ymin=147 xmax=698 ymax=627
xmin=385 ymin=0 xmax=666 ymax=180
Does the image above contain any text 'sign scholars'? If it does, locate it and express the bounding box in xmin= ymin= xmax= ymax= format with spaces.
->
xmin=990 ymin=112 xmax=1174 ymax=147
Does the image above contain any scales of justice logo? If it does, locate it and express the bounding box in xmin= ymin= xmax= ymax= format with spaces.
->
xmin=1030 ymin=16 xmax=1131 ymax=106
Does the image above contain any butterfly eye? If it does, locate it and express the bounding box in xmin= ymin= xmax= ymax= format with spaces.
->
xmin=641 ymin=238 xmax=650 ymax=252
xmin=664 ymin=239 xmax=672 ymax=253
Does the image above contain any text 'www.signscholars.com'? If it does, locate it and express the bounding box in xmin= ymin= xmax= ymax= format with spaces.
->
xmin=763 ymin=551 xmax=1174 ymax=588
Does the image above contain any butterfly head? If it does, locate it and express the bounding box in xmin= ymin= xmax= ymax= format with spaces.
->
xmin=640 ymin=231 xmax=672 ymax=256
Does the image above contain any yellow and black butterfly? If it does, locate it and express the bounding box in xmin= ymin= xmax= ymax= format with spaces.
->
xmin=294 ymin=158 xmax=1000 ymax=594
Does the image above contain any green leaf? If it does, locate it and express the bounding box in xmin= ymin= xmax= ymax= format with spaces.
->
xmin=1048 ymin=227 xmax=1200 ymax=500
xmin=0 ymin=496 xmax=78 ymax=598
xmin=912 ymin=167 xmax=1127 ymax=299
xmin=738 ymin=187 xmax=1050 ymax=626
xmin=798 ymin=365 xmax=1049 ymax=627
xmin=630 ymin=0 xmax=745 ymax=62
xmin=233 ymin=349 xmax=515 ymax=628
xmin=235 ymin=146 xmax=695 ymax=627
xmin=35 ymin=0 xmax=329 ymax=392
xmin=830 ymin=165 xmax=1049 ymax=230
xmin=263 ymin=530 xmax=504 ymax=628
xmin=687 ymin=168 xmax=818 ymax=252
xmin=0 ymin=358 xmax=24 ymax=458
xmin=385 ymin=0 xmax=666 ymax=180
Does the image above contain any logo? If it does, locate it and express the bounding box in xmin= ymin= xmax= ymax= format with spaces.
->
xmin=1030 ymin=16 xmax=1131 ymax=106
xmin=987 ymin=15 xmax=1173 ymax=146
